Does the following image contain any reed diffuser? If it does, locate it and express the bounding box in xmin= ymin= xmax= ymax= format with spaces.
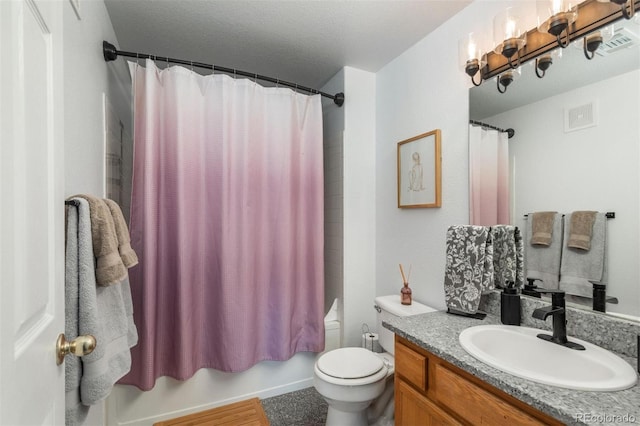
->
xmin=399 ymin=263 xmax=412 ymax=305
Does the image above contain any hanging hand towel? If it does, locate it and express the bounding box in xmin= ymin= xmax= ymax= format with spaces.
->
xmin=104 ymin=198 xmax=138 ymax=268
xmin=66 ymin=198 xmax=138 ymax=414
xmin=444 ymin=225 xmax=494 ymax=314
xmin=530 ymin=211 xmax=557 ymax=246
xmin=525 ymin=212 xmax=563 ymax=289
xmin=491 ymin=225 xmax=524 ymax=289
xmin=567 ymin=210 xmax=597 ymax=251
xmin=560 ymin=212 xmax=607 ymax=298
xmin=73 ymin=194 xmax=127 ymax=286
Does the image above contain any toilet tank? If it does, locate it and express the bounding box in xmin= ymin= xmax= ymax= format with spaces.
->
xmin=374 ymin=295 xmax=437 ymax=355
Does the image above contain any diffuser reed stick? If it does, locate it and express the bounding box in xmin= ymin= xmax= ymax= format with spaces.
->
xmin=399 ymin=263 xmax=407 ymax=284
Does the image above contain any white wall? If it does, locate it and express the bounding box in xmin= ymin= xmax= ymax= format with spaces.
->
xmin=488 ymin=70 xmax=640 ymax=317
xmin=375 ymin=1 xmax=512 ymax=310
xmin=63 ymin=1 xmax=131 ymax=198
xmin=342 ymin=67 xmax=377 ymax=346
xmin=62 ymin=1 xmax=132 ymax=425
xmin=322 ymin=70 xmax=345 ymax=322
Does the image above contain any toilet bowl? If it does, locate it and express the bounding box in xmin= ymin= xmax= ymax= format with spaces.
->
xmin=314 ymin=295 xmax=437 ymax=426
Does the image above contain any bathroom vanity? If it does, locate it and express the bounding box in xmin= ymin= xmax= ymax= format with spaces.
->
xmin=395 ymin=335 xmax=561 ymax=425
xmin=384 ymin=310 xmax=640 ymax=426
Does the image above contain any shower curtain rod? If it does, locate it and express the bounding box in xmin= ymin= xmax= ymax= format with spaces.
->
xmin=102 ymin=41 xmax=345 ymax=107
xmin=470 ymin=120 xmax=515 ymax=139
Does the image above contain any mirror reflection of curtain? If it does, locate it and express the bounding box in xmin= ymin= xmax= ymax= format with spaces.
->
xmin=469 ymin=124 xmax=509 ymax=226
xmin=120 ymin=60 xmax=325 ymax=391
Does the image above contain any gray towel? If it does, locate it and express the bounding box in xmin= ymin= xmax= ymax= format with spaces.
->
xmin=560 ymin=212 xmax=607 ymax=298
xmin=525 ymin=212 xmax=563 ymax=289
xmin=491 ymin=225 xmax=524 ymax=289
xmin=65 ymin=198 xmax=138 ymax=423
xmin=444 ymin=225 xmax=494 ymax=314
xmin=64 ymin=202 xmax=90 ymax=426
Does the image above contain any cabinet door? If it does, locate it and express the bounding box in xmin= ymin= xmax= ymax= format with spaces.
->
xmin=396 ymin=379 xmax=462 ymax=426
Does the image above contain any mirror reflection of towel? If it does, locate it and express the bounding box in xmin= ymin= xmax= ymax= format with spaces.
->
xmin=492 ymin=225 xmax=523 ymax=289
xmin=526 ymin=212 xmax=563 ymax=289
xmin=567 ymin=210 xmax=597 ymax=251
xmin=560 ymin=212 xmax=607 ymax=298
xmin=531 ymin=211 xmax=557 ymax=246
xmin=444 ymin=225 xmax=494 ymax=314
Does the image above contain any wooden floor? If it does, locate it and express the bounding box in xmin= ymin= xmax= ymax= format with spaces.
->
xmin=154 ymin=398 xmax=270 ymax=426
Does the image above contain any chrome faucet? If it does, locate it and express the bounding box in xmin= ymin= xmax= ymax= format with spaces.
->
xmin=532 ymin=289 xmax=585 ymax=351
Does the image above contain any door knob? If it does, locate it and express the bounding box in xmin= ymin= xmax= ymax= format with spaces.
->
xmin=56 ymin=333 xmax=96 ymax=365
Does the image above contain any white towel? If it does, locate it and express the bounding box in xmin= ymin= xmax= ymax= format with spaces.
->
xmin=444 ymin=225 xmax=494 ymax=314
xmin=525 ymin=212 xmax=563 ymax=289
xmin=560 ymin=212 xmax=607 ymax=298
xmin=65 ymin=198 xmax=138 ymax=425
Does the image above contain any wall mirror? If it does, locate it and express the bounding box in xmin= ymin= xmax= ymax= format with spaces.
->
xmin=469 ymin=18 xmax=640 ymax=321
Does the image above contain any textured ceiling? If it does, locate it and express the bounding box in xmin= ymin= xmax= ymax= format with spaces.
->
xmin=104 ymin=0 xmax=472 ymax=89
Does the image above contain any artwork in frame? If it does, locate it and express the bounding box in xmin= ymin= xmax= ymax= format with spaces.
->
xmin=397 ymin=129 xmax=442 ymax=208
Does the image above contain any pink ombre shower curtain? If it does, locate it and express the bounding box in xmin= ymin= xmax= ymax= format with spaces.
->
xmin=469 ymin=124 xmax=510 ymax=226
xmin=120 ymin=60 xmax=325 ymax=391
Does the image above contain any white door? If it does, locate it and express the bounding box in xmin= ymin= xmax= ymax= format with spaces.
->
xmin=0 ymin=0 xmax=65 ymax=424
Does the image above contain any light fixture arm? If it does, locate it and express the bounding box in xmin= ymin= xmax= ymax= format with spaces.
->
xmin=583 ymin=32 xmax=604 ymax=60
xmin=507 ymin=51 xmax=521 ymax=69
xmin=535 ymin=58 xmax=546 ymax=78
xmin=497 ymin=77 xmax=507 ymax=93
xmin=557 ymin=30 xmax=571 ymax=48
xmin=471 ymin=72 xmax=483 ymax=87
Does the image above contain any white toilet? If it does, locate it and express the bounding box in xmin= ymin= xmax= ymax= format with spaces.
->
xmin=314 ymin=295 xmax=437 ymax=426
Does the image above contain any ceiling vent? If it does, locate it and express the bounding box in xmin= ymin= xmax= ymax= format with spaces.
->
xmin=564 ymin=101 xmax=597 ymax=133
xmin=596 ymin=27 xmax=640 ymax=56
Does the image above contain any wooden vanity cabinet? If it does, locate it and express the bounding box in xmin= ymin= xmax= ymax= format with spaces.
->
xmin=394 ymin=336 xmax=563 ymax=426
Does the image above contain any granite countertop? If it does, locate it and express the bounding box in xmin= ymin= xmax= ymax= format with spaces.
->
xmin=383 ymin=311 xmax=640 ymax=426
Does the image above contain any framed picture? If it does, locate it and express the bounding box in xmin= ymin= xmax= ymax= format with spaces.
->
xmin=397 ymin=129 xmax=441 ymax=208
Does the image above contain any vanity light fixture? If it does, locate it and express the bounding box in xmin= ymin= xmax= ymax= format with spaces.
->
xmin=597 ymin=0 xmax=636 ymax=19
xmin=462 ymin=0 xmax=637 ymax=92
xmin=537 ymin=0 xmax=579 ymax=48
xmin=459 ymin=32 xmax=485 ymax=86
xmin=493 ymin=7 xmax=527 ymax=69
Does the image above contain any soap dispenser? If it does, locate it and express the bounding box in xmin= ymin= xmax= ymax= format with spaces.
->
xmin=501 ymin=281 xmax=521 ymax=326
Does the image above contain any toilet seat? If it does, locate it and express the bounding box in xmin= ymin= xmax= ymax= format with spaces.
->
xmin=315 ymin=348 xmax=388 ymax=386
xmin=318 ymin=347 xmax=384 ymax=379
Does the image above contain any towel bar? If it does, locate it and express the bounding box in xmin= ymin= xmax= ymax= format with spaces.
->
xmin=523 ymin=212 xmax=615 ymax=219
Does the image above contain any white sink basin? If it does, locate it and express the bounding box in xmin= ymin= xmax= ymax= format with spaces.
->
xmin=459 ymin=325 xmax=638 ymax=391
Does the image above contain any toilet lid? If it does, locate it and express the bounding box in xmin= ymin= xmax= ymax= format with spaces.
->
xmin=317 ymin=347 xmax=385 ymax=379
